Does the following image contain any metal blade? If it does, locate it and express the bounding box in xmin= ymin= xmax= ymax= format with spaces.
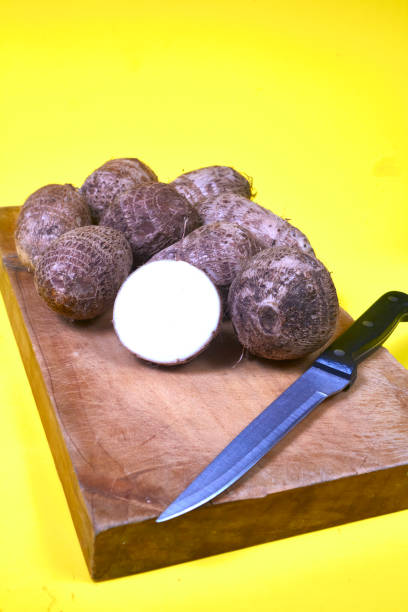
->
xmin=156 ymin=364 xmax=350 ymax=522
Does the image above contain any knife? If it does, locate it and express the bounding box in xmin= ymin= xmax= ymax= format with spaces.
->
xmin=156 ymin=291 xmax=408 ymax=523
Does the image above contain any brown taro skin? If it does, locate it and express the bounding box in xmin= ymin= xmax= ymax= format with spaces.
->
xmin=228 ymin=247 xmax=339 ymax=360
xmin=99 ymin=182 xmax=201 ymax=267
xmin=170 ymin=165 xmax=253 ymax=206
xmin=196 ymin=192 xmax=315 ymax=256
xmin=15 ymin=183 xmax=92 ymax=272
xmin=80 ymin=158 xmax=158 ymax=222
xmin=150 ymin=221 xmax=262 ymax=313
xmin=34 ymin=226 xmax=133 ymax=320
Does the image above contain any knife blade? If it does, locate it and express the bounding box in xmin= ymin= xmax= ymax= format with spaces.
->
xmin=156 ymin=291 xmax=408 ymax=522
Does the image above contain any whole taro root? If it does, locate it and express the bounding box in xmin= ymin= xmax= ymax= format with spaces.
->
xmin=100 ymin=182 xmax=201 ymax=267
xmin=34 ymin=225 xmax=133 ymax=320
xmin=228 ymin=246 xmax=339 ymax=360
xmin=15 ymin=183 xmax=92 ymax=271
xmin=80 ymin=157 xmax=158 ymax=222
xmin=170 ymin=165 xmax=252 ymax=205
xmin=150 ymin=221 xmax=261 ymax=314
xmin=196 ymin=192 xmax=314 ymax=256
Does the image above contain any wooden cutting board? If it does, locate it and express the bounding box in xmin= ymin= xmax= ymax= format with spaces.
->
xmin=1 ymin=206 xmax=407 ymax=581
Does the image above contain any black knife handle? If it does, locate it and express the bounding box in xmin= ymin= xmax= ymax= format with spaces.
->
xmin=321 ymin=291 xmax=408 ymax=369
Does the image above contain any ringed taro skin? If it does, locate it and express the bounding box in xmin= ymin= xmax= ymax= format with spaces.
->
xmin=15 ymin=183 xmax=92 ymax=271
xmin=80 ymin=157 xmax=158 ymax=222
xmin=34 ymin=225 xmax=133 ymax=320
xmin=228 ymin=246 xmax=339 ymax=360
xmin=99 ymin=182 xmax=201 ymax=267
xmin=196 ymin=192 xmax=315 ymax=256
xmin=170 ymin=165 xmax=253 ymax=205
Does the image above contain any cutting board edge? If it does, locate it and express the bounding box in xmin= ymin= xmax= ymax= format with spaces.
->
xmin=89 ymin=456 xmax=408 ymax=536
xmin=89 ymin=461 xmax=408 ymax=580
xmin=0 ymin=255 xmax=96 ymax=576
xmin=0 ymin=206 xmax=20 ymax=255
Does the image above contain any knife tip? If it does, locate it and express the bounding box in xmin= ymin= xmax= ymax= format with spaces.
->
xmin=156 ymin=501 xmax=195 ymax=523
xmin=155 ymin=512 xmax=171 ymax=523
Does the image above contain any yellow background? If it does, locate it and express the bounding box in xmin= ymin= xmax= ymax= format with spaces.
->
xmin=1 ymin=0 xmax=407 ymax=609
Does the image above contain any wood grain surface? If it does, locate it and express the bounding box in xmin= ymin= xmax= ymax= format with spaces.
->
xmin=1 ymin=206 xmax=407 ymax=581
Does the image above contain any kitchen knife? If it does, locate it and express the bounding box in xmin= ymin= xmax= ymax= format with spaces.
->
xmin=156 ymin=291 xmax=408 ymax=523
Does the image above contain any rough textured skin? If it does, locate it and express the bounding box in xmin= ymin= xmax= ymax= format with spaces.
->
xmin=15 ymin=184 xmax=92 ymax=272
xmin=150 ymin=221 xmax=262 ymax=313
xmin=170 ymin=166 xmax=252 ymax=205
xmin=228 ymin=247 xmax=339 ymax=359
xmin=196 ymin=192 xmax=314 ymax=256
xmin=34 ymin=226 xmax=133 ymax=320
xmin=100 ymin=182 xmax=201 ymax=267
xmin=80 ymin=158 xmax=158 ymax=222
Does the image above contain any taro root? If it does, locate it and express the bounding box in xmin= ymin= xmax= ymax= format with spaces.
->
xmin=228 ymin=246 xmax=339 ymax=360
xmin=170 ymin=165 xmax=252 ymax=205
xmin=113 ymin=260 xmax=222 ymax=365
xmin=15 ymin=184 xmax=92 ymax=271
xmin=196 ymin=192 xmax=314 ymax=256
xmin=150 ymin=221 xmax=262 ymax=313
xmin=80 ymin=158 xmax=158 ymax=222
xmin=34 ymin=226 xmax=133 ymax=320
xmin=100 ymin=182 xmax=201 ymax=267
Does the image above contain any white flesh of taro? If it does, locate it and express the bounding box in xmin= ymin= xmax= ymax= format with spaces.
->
xmin=113 ymin=260 xmax=222 ymax=365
